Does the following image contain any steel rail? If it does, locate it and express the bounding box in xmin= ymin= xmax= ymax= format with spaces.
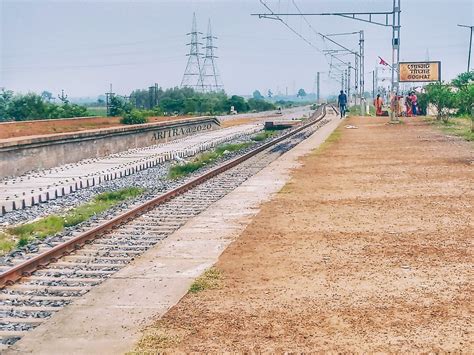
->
xmin=0 ymin=105 xmax=327 ymax=288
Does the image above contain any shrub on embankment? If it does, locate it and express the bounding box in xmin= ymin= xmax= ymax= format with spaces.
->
xmin=120 ymin=110 xmax=149 ymax=125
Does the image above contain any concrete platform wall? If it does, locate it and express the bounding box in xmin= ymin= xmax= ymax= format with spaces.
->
xmin=0 ymin=117 xmax=220 ymax=178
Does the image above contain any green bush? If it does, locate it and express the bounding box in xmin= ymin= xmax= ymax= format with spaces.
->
xmin=247 ymin=98 xmax=275 ymax=112
xmin=425 ymin=82 xmax=456 ymax=122
xmin=120 ymin=110 xmax=149 ymax=125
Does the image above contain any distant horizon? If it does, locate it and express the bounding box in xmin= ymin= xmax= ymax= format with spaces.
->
xmin=1 ymin=0 xmax=472 ymax=97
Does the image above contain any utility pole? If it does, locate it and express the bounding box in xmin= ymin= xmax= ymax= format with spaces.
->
xmin=359 ymin=30 xmax=365 ymax=115
xmin=316 ymin=71 xmax=320 ymax=103
xmin=105 ymin=84 xmax=115 ymax=117
xmin=391 ymin=0 xmax=401 ymax=122
xmin=181 ymin=13 xmax=204 ymax=91
xmin=354 ymin=52 xmax=359 ymax=103
xmin=372 ymin=70 xmax=376 ymax=99
xmin=458 ymin=24 xmax=474 ymax=72
xmin=375 ymin=66 xmax=379 ymax=97
xmin=346 ymin=65 xmax=351 ymax=103
xmin=148 ymin=86 xmax=155 ymax=109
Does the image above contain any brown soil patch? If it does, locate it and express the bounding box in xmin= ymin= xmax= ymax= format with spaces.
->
xmin=136 ymin=117 xmax=473 ymax=352
xmin=220 ymin=117 xmax=259 ymax=128
xmin=0 ymin=116 xmax=190 ymax=140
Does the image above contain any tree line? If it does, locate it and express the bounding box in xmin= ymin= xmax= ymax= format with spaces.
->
xmin=0 ymin=90 xmax=88 ymax=121
xmin=0 ymin=86 xmax=302 ymax=122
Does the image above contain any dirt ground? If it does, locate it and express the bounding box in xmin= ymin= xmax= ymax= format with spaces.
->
xmin=0 ymin=115 xmax=190 ymax=139
xmin=0 ymin=114 xmax=266 ymax=140
xmin=219 ymin=116 xmax=260 ymax=128
xmin=135 ymin=116 xmax=473 ymax=352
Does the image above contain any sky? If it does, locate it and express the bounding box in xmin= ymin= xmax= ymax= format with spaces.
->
xmin=0 ymin=0 xmax=473 ymax=98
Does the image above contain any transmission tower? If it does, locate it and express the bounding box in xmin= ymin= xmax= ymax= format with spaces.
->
xmin=200 ymin=19 xmax=223 ymax=92
xmin=181 ymin=13 xmax=204 ymax=91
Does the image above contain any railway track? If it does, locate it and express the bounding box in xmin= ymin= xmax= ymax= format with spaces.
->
xmin=0 ymin=104 xmax=331 ymax=347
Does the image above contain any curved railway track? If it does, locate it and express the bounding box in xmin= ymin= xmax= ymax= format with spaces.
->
xmin=0 ymin=104 xmax=332 ymax=346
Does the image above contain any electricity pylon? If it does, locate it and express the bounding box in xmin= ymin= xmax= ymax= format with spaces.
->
xmin=181 ymin=13 xmax=204 ymax=91
xmin=200 ymin=19 xmax=223 ymax=92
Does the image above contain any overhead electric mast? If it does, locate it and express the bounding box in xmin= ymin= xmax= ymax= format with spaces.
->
xmin=253 ymin=0 xmax=401 ymax=120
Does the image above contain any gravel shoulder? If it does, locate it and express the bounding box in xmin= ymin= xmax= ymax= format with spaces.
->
xmin=135 ymin=116 xmax=473 ymax=352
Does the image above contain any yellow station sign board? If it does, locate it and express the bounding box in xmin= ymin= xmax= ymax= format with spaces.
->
xmin=399 ymin=61 xmax=441 ymax=82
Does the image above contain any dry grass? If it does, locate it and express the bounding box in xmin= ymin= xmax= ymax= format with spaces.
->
xmin=131 ymin=267 xmax=222 ymax=353
xmin=311 ymin=126 xmax=342 ymax=156
xmin=220 ymin=117 xmax=258 ymax=128
xmin=130 ymin=326 xmax=183 ymax=354
xmin=188 ymin=267 xmax=221 ymax=293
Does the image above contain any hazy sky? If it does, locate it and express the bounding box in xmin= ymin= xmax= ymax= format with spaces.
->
xmin=1 ymin=0 xmax=473 ymax=98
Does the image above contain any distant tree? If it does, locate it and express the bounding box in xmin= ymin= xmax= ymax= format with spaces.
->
xmin=109 ymin=95 xmax=131 ymax=117
xmin=268 ymin=89 xmax=273 ymax=98
xmin=452 ymin=71 xmax=474 ymax=116
xmin=252 ymin=90 xmax=264 ymax=100
xmin=159 ymin=97 xmax=183 ymax=114
xmin=297 ymin=88 xmax=307 ymax=98
xmin=62 ymin=103 xmax=88 ymax=118
xmin=227 ymin=95 xmax=249 ymax=113
xmin=451 ymin=71 xmax=474 ymax=88
xmin=41 ymin=91 xmax=53 ymax=102
xmin=97 ymin=98 xmax=105 ymax=106
xmin=425 ymin=82 xmax=456 ymax=122
xmin=0 ymin=89 xmax=13 ymax=121
xmin=456 ymin=83 xmax=474 ymax=117
xmin=130 ymin=89 xmax=150 ymax=109
xmin=7 ymin=93 xmax=47 ymax=121
xmin=248 ymin=98 xmax=276 ymax=112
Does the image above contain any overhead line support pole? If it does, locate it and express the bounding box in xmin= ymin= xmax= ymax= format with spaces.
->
xmin=458 ymin=24 xmax=474 ymax=72
xmin=359 ymin=30 xmax=365 ymax=115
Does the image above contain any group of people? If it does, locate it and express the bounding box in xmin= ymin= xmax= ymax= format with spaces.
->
xmin=404 ymin=91 xmax=418 ymax=116
xmin=338 ymin=90 xmax=419 ymax=118
xmin=374 ymin=91 xmax=418 ymax=117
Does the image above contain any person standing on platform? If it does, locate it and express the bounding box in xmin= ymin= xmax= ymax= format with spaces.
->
xmin=337 ymin=90 xmax=347 ymax=119
xmin=411 ymin=91 xmax=418 ymax=116
xmin=374 ymin=94 xmax=384 ymax=116
xmin=405 ymin=93 xmax=413 ymax=117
